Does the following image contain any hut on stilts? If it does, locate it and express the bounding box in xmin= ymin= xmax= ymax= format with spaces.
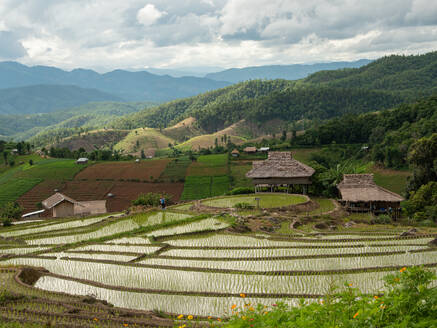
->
xmin=337 ymin=174 xmax=404 ymax=218
xmin=245 ymin=152 xmax=315 ymax=194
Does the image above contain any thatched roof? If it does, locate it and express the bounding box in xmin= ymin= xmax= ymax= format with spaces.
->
xmin=231 ymin=149 xmax=240 ymax=154
xmin=246 ymin=152 xmax=315 ymax=178
xmin=42 ymin=193 xmax=78 ymax=209
xmin=338 ymin=174 xmax=404 ymax=202
xmin=244 ymin=146 xmax=257 ymax=153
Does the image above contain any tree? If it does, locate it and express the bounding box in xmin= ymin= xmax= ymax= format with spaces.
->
xmin=141 ymin=149 xmax=146 ymax=159
xmin=407 ymin=133 xmax=437 ymax=194
xmin=1 ymin=202 xmax=23 ymax=219
xmin=2 ymin=151 xmax=8 ymax=165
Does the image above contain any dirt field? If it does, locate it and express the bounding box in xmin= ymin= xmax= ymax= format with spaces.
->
xmin=17 ymin=180 xmax=65 ymax=213
xmin=75 ymin=160 xmax=170 ymax=181
xmin=106 ymin=182 xmax=184 ymax=212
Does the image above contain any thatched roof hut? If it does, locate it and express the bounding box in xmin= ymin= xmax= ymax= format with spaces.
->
xmin=243 ymin=146 xmax=257 ymax=153
xmin=246 ymin=152 xmax=315 ymax=179
xmin=338 ymin=174 xmax=404 ymax=203
xmin=338 ymin=174 xmax=404 ymax=216
xmin=246 ymin=152 xmax=315 ymax=192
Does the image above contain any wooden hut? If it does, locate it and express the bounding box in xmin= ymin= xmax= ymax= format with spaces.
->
xmin=76 ymin=157 xmax=88 ymax=164
xmin=337 ymin=174 xmax=404 ymax=218
xmin=243 ymin=146 xmax=257 ymax=154
xmin=246 ymin=151 xmax=315 ymax=193
xmin=231 ymin=149 xmax=240 ymax=157
xmin=42 ymin=193 xmax=77 ymax=218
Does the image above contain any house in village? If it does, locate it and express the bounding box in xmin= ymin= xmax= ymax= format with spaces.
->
xmin=231 ymin=149 xmax=240 ymax=157
xmin=337 ymin=174 xmax=404 ymax=218
xmin=76 ymin=157 xmax=88 ymax=164
xmin=41 ymin=193 xmax=107 ymax=218
xmin=243 ymin=146 xmax=257 ymax=154
xmin=246 ymin=151 xmax=315 ymax=194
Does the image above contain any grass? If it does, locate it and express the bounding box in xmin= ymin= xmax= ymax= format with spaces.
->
xmin=201 ymin=193 xmax=307 ymax=208
xmin=159 ymin=156 xmax=192 ymax=182
xmin=0 ymin=159 xmax=85 ymax=207
xmin=230 ymin=162 xmax=253 ymax=188
xmin=307 ymin=198 xmax=336 ymax=215
xmin=113 ymin=127 xmax=175 ymax=154
xmin=369 ymin=165 xmax=410 ymax=195
xmin=181 ymin=176 xmax=230 ymax=201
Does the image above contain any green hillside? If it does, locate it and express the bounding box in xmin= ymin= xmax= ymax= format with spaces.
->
xmin=110 ymin=52 xmax=437 ymax=135
xmin=303 ymin=52 xmax=437 ymax=97
xmin=0 ymin=101 xmax=154 ymax=141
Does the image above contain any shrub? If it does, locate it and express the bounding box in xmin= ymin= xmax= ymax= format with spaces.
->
xmin=224 ymin=267 xmax=436 ymax=328
xmin=234 ymin=202 xmax=255 ymax=209
xmin=371 ymin=214 xmax=392 ymax=224
xmin=1 ymin=217 xmax=12 ymax=227
xmin=1 ymin=202 xmax=22 ymax=220
xmin=228 ymin=187 xmax=255 ymax=195
xmin=132 ymin=192 xmax=172 ymax=207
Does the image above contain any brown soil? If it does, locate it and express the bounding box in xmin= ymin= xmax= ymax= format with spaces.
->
xmin=106 ymin=182 xmax=184 ymax=212
xmin=54 ymin=130 xmax=129 ymax=152
xmin=17 ymin=180 xmax=65 ymax=213
xmin=75 ymin=160 xmax=170 ymax=181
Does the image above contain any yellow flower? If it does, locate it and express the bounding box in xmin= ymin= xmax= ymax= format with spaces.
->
xmin=374 ymin=296 xmax=379 ymax=299
xmin=242 ymin=316 xmax=246 ymax=320
xmin=264 ymin=311 xmax=269 ymax=315
xmin=380 ymin=305 xmax=386 ymax=309
xmin=123 ymin=324 xmax=128 ymax=327
xmin=400 ymin=267 xmax=407 ymax=273
xmin=240 ymin=293 xmax=246 ymax=298
xmin=394 ymin=278 xmax=400 ymax=282
xmin=348 ymin=283 xmax=353 ymax=287
xmin=353 ymin=312 xmax=359 ymax=319
xmin=248 ymin=307 xmax=255 ymax=312
xmin=178 ymin=325 xmax=186 ymax=328
xmin=208 ymin=316 xmax=212 ymax=320
xmin=217 ymin=318 xmax=221 ymax=322
xmin=187 ymin=315 xmax=193 ymax=320
xmin=231 ymin=304 xmax=237 ymax=310
xmin=177 ymin=314 xmax=184 ymax=319
xmin=93 ymin=318 xmax=98 ymax=321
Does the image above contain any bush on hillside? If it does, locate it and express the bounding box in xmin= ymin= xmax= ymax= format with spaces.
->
xmin=132 ymin=192 xmax=172 ymax=207
xmin=224 ymin=266 xmax=436 ymax=328
xmin=1 ymin=202 xmax=22 ymax=220
xmin=228 ymin=187 xmax=255 ymax=195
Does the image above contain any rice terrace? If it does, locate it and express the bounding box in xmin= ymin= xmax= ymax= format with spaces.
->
xmin=1 ymin=149 xmax=437 ymax=327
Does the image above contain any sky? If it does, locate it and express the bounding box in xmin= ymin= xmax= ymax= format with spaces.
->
xmin=0 ymin=0 xmax=436 ymax=72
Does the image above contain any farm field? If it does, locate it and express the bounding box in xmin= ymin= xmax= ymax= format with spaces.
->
xmin=75 ymin=159 xmax=170 ymax=181
xmin=0 ymin=159 xmax=87 ymax=208
xmin=1 ymin=199 xmax=436 ymax=323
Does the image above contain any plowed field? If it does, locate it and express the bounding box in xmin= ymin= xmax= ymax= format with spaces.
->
xmin=17 ymin=180 xmax=64 ymax=213
xmin=75 ymin=160 xmax=170 ymax=181
xmin=106 ymin=182 xmax=184 ymax=212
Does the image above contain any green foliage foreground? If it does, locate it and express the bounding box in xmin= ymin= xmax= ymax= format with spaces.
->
xmin=224 ymin=267 xmax=436 ymax=328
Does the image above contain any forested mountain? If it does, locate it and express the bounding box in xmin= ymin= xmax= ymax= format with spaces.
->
xmin=294 ymin=95 xmax=437 ymax=169
xmin=303 ymin=52 xmax=437 ymax=97
xmin=0 ymin=85 xmax=122 ymax=115
xmin=205 ymin=59 xmax=371 ymax=83
xmin=111 ymin=52 xmax=436 ymax=134
xmin=0 ymin=62 xmax=230 ymax=102
xmin=0 ymin=102 xmax=154 ymax=141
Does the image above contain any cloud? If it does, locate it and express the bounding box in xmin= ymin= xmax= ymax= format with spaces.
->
xmin=0 ymin=31 xmax=27 ymax=60
xmin=0 ymin=0 xmax=435 ymax=70
xmin=137 ymin=4 xmax=167 ymax=26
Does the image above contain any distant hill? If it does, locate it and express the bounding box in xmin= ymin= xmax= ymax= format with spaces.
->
xmin=205 ymin=60 xmax=371 ymax=83
xmin=303 ymin=52 xmax=437 ymax=97
xmin=111 ymin=52 xmax=437 ymax=135
xmin=0 ymin=101 xmax=154 ymax=141
xmin=0 ymin=62 xmax=230 ymax=102
xmin=0 ymin=85 xmax=122 ymax=115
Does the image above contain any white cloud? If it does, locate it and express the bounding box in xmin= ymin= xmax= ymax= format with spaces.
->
xmin=0 ymin=0 xmax=435 ymax=70
xmin=137 ymin=4 xmax=167 ymax=26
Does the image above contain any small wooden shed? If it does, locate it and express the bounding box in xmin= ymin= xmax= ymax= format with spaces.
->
xmin=337 ymin=174 xmax=404 ymax=217
xmin=243 ymin=146 xmax=257 ymax=154
xmin=246 ymin=151 xmax=315 ymax=194
xmin=42 ymin=193 xmax=77 ymax=218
